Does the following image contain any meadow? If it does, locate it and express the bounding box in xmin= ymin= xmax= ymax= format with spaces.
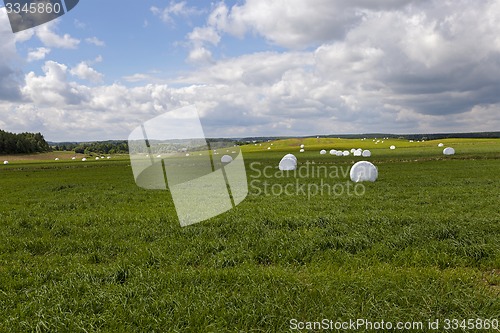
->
xmin=0 ymin=138 xmax=499 ymax=332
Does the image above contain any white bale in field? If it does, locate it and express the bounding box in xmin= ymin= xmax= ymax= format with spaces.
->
xmin=283 ymin=154 xmax=297 ymax=163
xmin=336 ymin=151 xmax=343 ymax=156
xmin=3 ymin=161 xmax=8 ymax=165
xmin=443 ymin=147 xmax=455 ymax=155
xmin=107 ymin=156 xmax=111 ymax=159
xmin=329 ymin=149 xmax=337 ymax=155
xmin=72 ymin=157 xmax=76 ymax=160
xmin=300 ymin=144 xmax=305 ymax=149
xmin=221 ymin=155 xmax=233 ymax=163
xmin=82 ymin=158 xmax=87 ymax=161
xmin=438 ymin=143 xmax=444 ymax=147
xmin=362 ymin=150 xmax=371 ymax=157
xmin=342 ymin=150 xmax=350 ymax=156
xmin=350 ymin=161 xmax=378 ymax=182
xmin=350 ymin=148 xmax=356 ymax=153
xmin=185 ymin=153 xmax=190 ymax=157
xmin=353 ymin=149 xmax=362 ymax=156
xmin=320 ymin=149 xmax=327 ymax=155
xmin=267 ymin=147 xmax=271 ymax=150
xmin=96 ymin=157 xmax=100 ymax=160
xmin=390 ymin=145 xmax=396 ymax=150
xmin=300 ymin=149 xmax=305 ymax=153
xmin=279 ymin=156 xmax=297 ymax=171
xmin=55 ymin=158 xmax=59 ymax=161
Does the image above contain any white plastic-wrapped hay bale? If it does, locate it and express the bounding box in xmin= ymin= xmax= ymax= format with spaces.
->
xmin=96 ymin=157 xmax=100 ymax=160
xmin=221 ymin=155 xmax=233 ymax=163
xmin=438 ymin=143 xmax=444 ymax=147
xmin=443 ymin=147 xmax=455 ymax=155
xmin=300 ymin=149 xmax=305 ymax=153
xmin=329 ymin=149 xmax=337 ymax=155
xmin=390 ymin=145 xmax=396 ymax=150
xmin=300 ymin=144 xmax=305 ymax=149
xmin=320 ymin=149 xmax=327 ymax=155
xmin=362 ymin=150 xmax=371 ymax=157
xmin=279 ymin=155 xmax=297 ymax=171
xmin=336 ymin=151 xmax=343 ymax=157
xmin=82 ymin=158 xmax=87 ymax=162
xmin=350 ymin=161 xmax=378 ymax=182
xmin=353 ymin=149 xmax=362 ymax=157
xmin=55 ymin=158 xmax=59 ymax=161
xmin=267 ymin=147 xmax=271 ymax=150
xmin=72 ymin=157 xmax=76 ymax=160
xmin=283 ymin=154 xmax=297 ymax=163
xmin=3 ymin=161 xmax=9 ymax=165
xmin=350 ymin=148 xmax=356 ymax=153
xmin=342 ymin=150 xmax=350 ymax=156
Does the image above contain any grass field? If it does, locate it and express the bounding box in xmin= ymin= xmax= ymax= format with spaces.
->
xmin=0 ymin=138 xmax=499 ymax=332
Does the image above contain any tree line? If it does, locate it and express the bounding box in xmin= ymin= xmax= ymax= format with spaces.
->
xmin=0 ymin=130 xmax=51 ymax=154
xmin=52 ymin=141 xmax=129 ymax=155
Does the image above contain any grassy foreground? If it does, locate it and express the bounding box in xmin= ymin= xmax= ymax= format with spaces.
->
xmin=0 ymin=138 xmax=499 ymax=332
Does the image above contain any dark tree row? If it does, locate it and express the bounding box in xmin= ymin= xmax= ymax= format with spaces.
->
xmin=0 ymin=130 xmax=51 ymax=154
xmin=53 ymin=141 xmax=129 ymax=155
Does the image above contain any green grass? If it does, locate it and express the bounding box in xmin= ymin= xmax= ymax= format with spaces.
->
xmin=0 ymin=139 xmax=499 ymax=332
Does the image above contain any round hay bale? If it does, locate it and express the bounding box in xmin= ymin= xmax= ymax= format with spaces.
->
xmin=329 ymin=149 xmax=337 ymax=155
xmin=82 ymin=158 xmax=87 ymax=162
xmin=362 ymin=150 xmax=371 ymax=157
xmin=283 ymin=154 xmax=297 ymax=163
xmin=390 ymin=145 xmax=396 ymax=150
xmin=300 ymin=149 xmax=305 ymax=153
xmin=350 ymin=161 xmax=378 ymax=182
xmin=320 ymin=149 xmax=327 ymax=155
xmin=336 ymin=151 xmax=343 ymax=156
xmin=279 ymin=157 xmax=297 ymax=171
xmin=443 ymin=147 xmax=455 ymax=155
xmin=438 ymin=143 xmax=444 ymax=147
xmin=221 ymin=155 xmax=233 ymax=163
xmin=300 ymin=144 xmax=305 ymax=149
xmin=342 ymin=150 xmax=350 ymax=156
xmin=350 ymin=148 xmax=356 ymax=153
xmin=55 ymin=158 xmax=59 ymax=161
xmin=3 ymin=161 xmax=9 ymax=165
xmin=72 ymin=157 xmax=76 ymax=160
xmin=353 ymin=149 xmax=362 ymax=156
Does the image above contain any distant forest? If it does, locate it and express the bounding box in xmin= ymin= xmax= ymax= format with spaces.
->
xmin=52 ymin=141 xmax=129 ymax=155
xmin=0 ymin=130 xmax=51 ymax=154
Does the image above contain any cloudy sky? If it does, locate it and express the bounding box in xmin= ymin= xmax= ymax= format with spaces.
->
xmin=0 ymin=0 xmax=499 ymax=141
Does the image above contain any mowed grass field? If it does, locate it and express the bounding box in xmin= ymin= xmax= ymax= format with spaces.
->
xmin=0 ymin=138 xmax=499 ymax=332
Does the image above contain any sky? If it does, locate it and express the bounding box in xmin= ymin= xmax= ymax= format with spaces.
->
xmin=0 ymin=0 xmax=499 ymax=142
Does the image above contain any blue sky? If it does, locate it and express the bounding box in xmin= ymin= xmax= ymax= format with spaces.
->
xmin=1 ymin=0 xmax=499 ymax=141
